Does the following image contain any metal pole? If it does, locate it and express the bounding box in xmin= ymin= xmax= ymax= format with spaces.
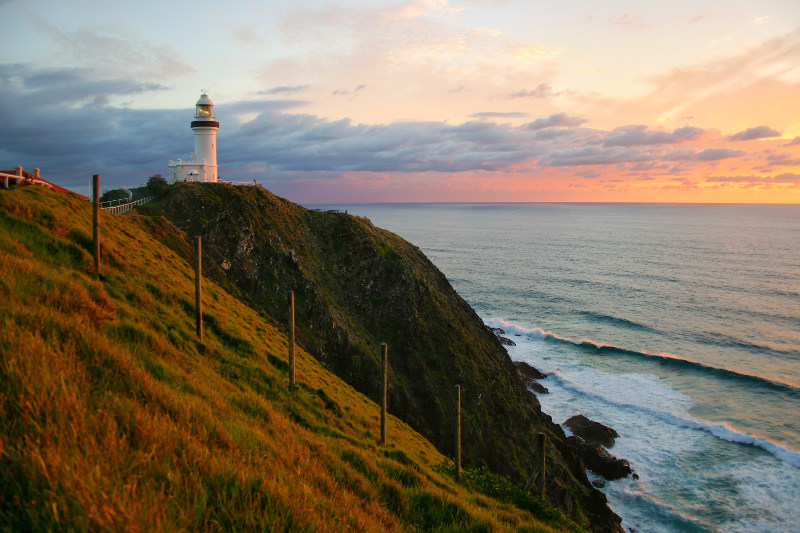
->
xmin=195 ymin=236 xmax=202 ymax=342
xmin=93 ymin=174 xmax=100 ymax=273
xmin=289 ymin=291 xmax=296 ymax=386
xmin=381 ymin=342 xmax=388 ymax=445
xmin=456 ymin=384 xmax=462 ymax=481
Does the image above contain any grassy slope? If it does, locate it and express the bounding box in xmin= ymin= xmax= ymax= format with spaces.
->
xmin=146 ymin=184 xmax=570 ymax=488
xmin=0 ymin=185 xmax=583 ymax=532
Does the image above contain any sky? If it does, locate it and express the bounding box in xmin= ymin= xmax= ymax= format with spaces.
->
xmin=2 ymin=0 xmax=799 ymax=203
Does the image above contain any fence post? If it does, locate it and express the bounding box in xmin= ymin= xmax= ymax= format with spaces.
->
xmin=381 ymin=342 xmax=388 ymax=446
xmin=289 ymin=291 xmax=296 ymax=387
xmin=456 ymin=384 xmax=462 ymax=481
xmin=537 ymin=432 xmax=547 ymax=498
xmin=93 ymin=174 xmax=100 ymax=273
xmin=195 ymin=236 xmax=203 ymax=342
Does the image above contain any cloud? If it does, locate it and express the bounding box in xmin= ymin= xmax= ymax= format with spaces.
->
xmin=707 ymin=173 xmax=800 ymax=183
xmin=616 ymin=30 xmax=800 ymax=135
xmin=0 ymin=63 xmax=169 ymax=108
xmin=539 ymin=146 xmax=647 ymax=167
xmin=0 ymin=64 xmax=768 ymax=198
xmin=332 ymin=84 xmax=367 ymax=97
xmin=786 ymin=136 xmax=800 ymax=146
xmin=502 ymin=83 xmax=553 ymax=99
xmin=696 ymin=148 xmax=745 ymax=160
xmin=764 ymin=153 xmax=800 ymax=165
xmin=574 ymin=169 xmax=601 ymax=178
xmin=729 ymin=125 xmax=781 ymax=141
xmin=610 ymin=13 xmax=649 ymax=30
xmin=45 ymin=26 xmax=194 ymax=81
xmin=601 ymin=125 xmax=705 ymax=146
xmin=260 ymin=85 xmax=310 ymax=95
xmin=469 ymin=111 xmax=529 ymax=119
xmin=525 ymin=113 xmax=586 ymax=130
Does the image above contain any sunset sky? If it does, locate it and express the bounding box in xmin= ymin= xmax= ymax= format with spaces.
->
xmin=2 ymin=0 xmax=799 ymax=203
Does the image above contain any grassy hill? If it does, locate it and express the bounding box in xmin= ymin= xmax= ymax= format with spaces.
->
xmin=144 ymin=183 xmax=621 ymax=532
xmin=0 ymin=184 xmax=588 ymax=531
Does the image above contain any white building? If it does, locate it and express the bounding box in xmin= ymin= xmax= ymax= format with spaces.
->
xmin=168 ymin=92 xmax=219 ymax=182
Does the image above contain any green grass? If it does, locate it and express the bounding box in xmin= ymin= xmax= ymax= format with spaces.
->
xmin=0 ymin=184 xmax=583 ymax=532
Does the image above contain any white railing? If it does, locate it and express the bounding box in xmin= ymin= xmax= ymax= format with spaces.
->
xmin=0 ymin=172 xmax=54 ymax=190
xmin=102 ymin=196 xmax=153 ymax=214
xmin=219 ymin=180 xmax=260 ymax=186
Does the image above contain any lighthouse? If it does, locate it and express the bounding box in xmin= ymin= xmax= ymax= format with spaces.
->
xmin=168 ymin=92 xmax=220 ymax=182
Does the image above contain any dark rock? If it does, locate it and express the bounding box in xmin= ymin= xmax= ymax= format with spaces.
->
xmin=514 ymin=360 xmax=547 ymax=380
xmin=498 ymin=336 xmax=516 ymax=346
xmin=565 ymin=414 xmax=618 ymax=448
xmin=489 ymin=326 xmax=516 ymax=346
xmin=514 ymin=361 xmax=549 ymax=394
xmin=528 ymin=380 xmax=549 ymax=394
xmin=567 ymin=436 xmax=633 ymax=480
xmin=592 ymin=479 xmax=606 ymax=488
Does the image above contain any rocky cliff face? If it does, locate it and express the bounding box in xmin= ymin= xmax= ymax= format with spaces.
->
xmin=147 ymin=182 xmax=622 ymax=532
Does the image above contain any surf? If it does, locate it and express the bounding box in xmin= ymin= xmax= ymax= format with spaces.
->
xmin=487 ymin=318 xmax=800 ymax=393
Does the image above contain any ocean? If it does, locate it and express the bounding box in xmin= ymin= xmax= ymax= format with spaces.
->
xmin=308 ymin=202 xmax=800 ymax=532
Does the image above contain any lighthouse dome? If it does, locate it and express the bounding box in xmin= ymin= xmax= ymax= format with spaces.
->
xmin=195 ymin=93 xmax=215 ymax=119
xmin=196 ymin=93 xmax=214 ymax=107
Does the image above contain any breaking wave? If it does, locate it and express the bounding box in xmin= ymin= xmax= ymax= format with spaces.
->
xmin=488 ymin=318 xmax=800 ymax=394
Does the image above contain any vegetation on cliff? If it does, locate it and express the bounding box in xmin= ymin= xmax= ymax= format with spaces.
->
xmin=0 ymin=184 xmax=599 ymax=531
xmin=144 ymin=182 xmax=621 ymax=531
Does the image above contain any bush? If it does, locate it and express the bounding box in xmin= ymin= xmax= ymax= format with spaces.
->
xmin=147 ymin=174 xmax=169 ymax=197
xmin=100 ymin=189 xmax=129 ymax=203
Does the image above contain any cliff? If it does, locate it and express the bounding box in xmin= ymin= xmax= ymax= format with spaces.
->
xmin=145 ymin=182 xmax=622 ymax=531
xmin=2 ymin=183 xmax=598 ymax=531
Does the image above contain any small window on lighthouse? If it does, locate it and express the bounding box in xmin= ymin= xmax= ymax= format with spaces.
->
xmin=196 ymin=104 xmax=212 ymax=117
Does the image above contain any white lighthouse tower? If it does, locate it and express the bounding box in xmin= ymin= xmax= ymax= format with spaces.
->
xmin=168 ymin=92 xmax=220 ymax=182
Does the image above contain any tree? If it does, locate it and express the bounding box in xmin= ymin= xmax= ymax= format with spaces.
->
xmin=147 ymin=174 xmax=169 ymax=197
xmin=99 ymin=189 xmax=128 ymax=204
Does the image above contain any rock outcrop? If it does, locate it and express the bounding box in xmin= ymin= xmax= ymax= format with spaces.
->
xmin=566 ymin=437 xmax=634 ymax=480
xmin=565 ymin=414 xmax=618 ymax=448
xmin=514 ymin=360 xmax=549 ymax=394
xmin=489 ymin=326 xmax=517 ymax=346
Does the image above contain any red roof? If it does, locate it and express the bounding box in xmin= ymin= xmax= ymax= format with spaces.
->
xmin=1 ymin=170 xmax=90 ymax=201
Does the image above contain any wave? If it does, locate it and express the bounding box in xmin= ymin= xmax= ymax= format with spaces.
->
xmin=546 ymin=370 xmax=800 ymax=470
xmin=487 ymin=318 xmax=800 ymax=394
xmin=578 ymin=311 xmax=660 ymax=334
xmin=689 ymin=330 xmax=800 ymax=360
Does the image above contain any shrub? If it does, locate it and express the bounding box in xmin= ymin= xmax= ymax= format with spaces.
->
xmin=147 ymin=174 xmax=169 ymax=197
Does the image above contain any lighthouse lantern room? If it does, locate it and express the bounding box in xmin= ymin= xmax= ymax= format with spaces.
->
xmin=168 ymin=92 xmax=219 ymax=182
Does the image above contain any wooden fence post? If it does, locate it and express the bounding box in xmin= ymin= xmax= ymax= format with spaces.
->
xmin=537 ymin=432 xmax=547 ymax=498
xmin=195 ymin=236 xmax=203 ymax=342
xmin=93 ymin=174 xmax=100 ymax=273
xmin=523 ymin=432 xmax=548 ymax=498
xmin=381 ymin=342 xmax=388 ymax=446
xmin=456 ymin=384 xmax=462 ymax=481
xmin=289 ymin=291 xmax=296 ymax=387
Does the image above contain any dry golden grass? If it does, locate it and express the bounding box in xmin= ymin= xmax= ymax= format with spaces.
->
xmin=0 ymin=184 xmax=581 ymax=532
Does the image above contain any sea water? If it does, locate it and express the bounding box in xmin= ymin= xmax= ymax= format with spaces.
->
xmin=309 ymin=203 xmax=800 ymax=532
